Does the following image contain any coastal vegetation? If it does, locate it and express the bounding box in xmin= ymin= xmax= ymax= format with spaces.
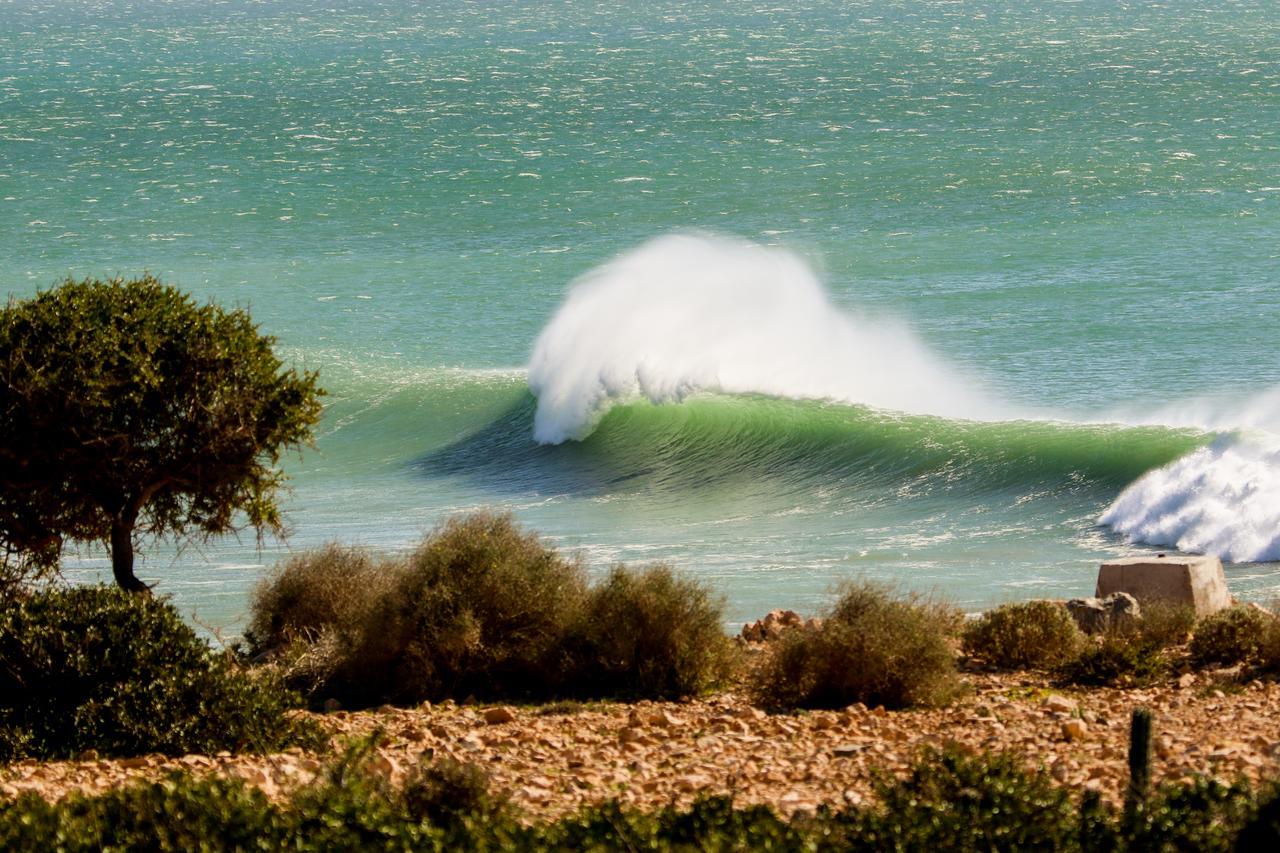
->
xmin=0 ymin=275 xmax=323 ymax=592
xmin=3 ymin=739 xmax=1278 ymax=851
xmin=248 ymin=511 xmax=734 ymax=706
xmin=7 ymin=512 xmax=1280 ymax=846
xmin=962 ymin=599 xmax=1084 ymax=670
xmin=748 ymin=582 xmax=961 ymax=711
xmin=0 ymin=587 xmax=317 ymax=762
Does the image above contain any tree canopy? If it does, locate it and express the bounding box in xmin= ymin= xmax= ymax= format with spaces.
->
xmin=0 ymin=275 xmax=323 ymax=591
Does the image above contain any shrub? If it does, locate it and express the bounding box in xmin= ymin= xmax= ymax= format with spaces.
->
xmin=832 ymin=747 xmax=1093 ymax=852
xmin=1189 ymin=606 xmax=1273 ymax=668
xmin=402 ymin=756 xmax=512 ymax=832
xmin=569 ymin=563 xmax=735 ymax=699
xmin=962 ymin=600 xmax=1083 ymax=670
xmin=348 ymin=511 xmax=589 ymax=703
xmin=1057 ymin=629 xmax=1168 ymax=687
xmin=250 ymin=514 xmax=738 ymax=706
xmin=246 ymin=543 xmax=396 ymax=695
xmin=750 ymin=581 xmax=960 ymax=711
xmin=1136 ymin=602 xmax=1197 ymax=650
xmin=1127 ymin=777 xmax=1258 ymax=852
xmin=0 ymin=586 xmax=317 ymax=761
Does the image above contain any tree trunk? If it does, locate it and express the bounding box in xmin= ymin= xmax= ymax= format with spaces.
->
xmin=110 ymin=516 xmax=148 ymax=592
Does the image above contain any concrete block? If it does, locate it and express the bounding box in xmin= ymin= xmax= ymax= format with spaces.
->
xmin=1096 ymin=554 xmax=1230 ymax=617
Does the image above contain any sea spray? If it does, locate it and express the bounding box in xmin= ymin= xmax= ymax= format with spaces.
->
xmin=527 ymin=233 xmax=1011 ymax=444
xmin=1099 ymin=433 xmax=1280 ymax=563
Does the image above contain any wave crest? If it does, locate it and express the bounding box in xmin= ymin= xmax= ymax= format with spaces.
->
xmin=527 ymin=232 xmax=1009 ymax=444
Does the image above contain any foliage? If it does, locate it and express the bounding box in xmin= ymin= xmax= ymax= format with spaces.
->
xmin=1189 ymin=605 xmax=1273 ymax=668
xmin=1057 ymin=629 xmax=1169 ymax=688
xmin=962 ymin=600 xmax=1084 ymax=670
xmin=251 ymin=514 xmax=737 ymax=706
xmin=828 ymin=747 xmax=1096 ymax=852
xmin=569 ymin=562 xmax=736 ymax=699
xmin=3 ymin=743 xmax=1279 ymax=851
xmin=355 ymin=510 xmax=589 ymax=703
xmin=0 ymin=586 xmax=318 ymax=761
xmin=1135 ymin=602 xmax=1197 ymax=650
xmin=750 ymin=581 xmax=960 ymax=711
xmin=1126 ymin=777 xmax=1258 ymax=852
xmin=0 ymin=275 xmax=322 ymax=590
xmin=245 ymin=543 xmax=396 ymax=696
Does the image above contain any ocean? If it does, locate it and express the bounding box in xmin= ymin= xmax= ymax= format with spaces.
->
xmin=2 ymin=0 xmax=1278 ymax=631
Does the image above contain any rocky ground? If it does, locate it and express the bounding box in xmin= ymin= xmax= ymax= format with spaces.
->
xmin=6 ymin=668 xmax=1280 ymax=820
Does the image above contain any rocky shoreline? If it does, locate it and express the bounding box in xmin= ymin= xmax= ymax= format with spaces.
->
xmin=6 ymin=668 xmax=1280 ymax=820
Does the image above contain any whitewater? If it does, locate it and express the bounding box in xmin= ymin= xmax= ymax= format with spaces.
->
xmin=4 ymin=0 xmax=1279 ymax=629
xmin=529 ymin=233 xmax=1280 ymax=565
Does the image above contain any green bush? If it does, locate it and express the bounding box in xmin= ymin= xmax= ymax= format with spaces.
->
xmin=750 ymin=582 xmax=960 ymax=711
xmin=830 ymin=747 xmax=1095 ymax=852
xmin=962 ymin=600 xmax=1083 ymax=670
xmin=1189 ymin=606 xmax=1273 ymax=668
xmin=362 ymin=511 xmax=589 ymax=703
xmin=2 ymin=743 xmax=1277 ymax=851
xmin=251 ymin=514 xmax=737 ymax=706
xmin=1135 ymin=602 xmax=1198 ymax=650
xmin=569 ymin=563 xmax=735 ymax=699
xmin=0 ymin=586 xmax=317 ymax=761
xmin=1057 ymin=629 xmax=1168 ymax=687
xmin=1127 ymin=777 xmax=1258 ymax=852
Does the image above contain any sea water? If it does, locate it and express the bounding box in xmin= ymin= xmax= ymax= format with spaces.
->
xmin=2 ymin=0 xmax=1278 ymax=631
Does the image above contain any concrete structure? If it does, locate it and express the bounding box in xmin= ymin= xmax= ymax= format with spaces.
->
xmin=1096 ymin=554 xmax=1231 ymax=617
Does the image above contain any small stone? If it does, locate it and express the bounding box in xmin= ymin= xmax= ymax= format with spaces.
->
xmin=1178 ymin=673 xmax=1196 ymax=689
xmin=1063 ymin=719 xmax=1088 ymax=741
xmin=832 ymin=743 xmax=866 ymax=757
xmin=483 ymin=706 xmax=517 ymax=725
xmin=1043 ymin=694 xmax=1077 ymax=714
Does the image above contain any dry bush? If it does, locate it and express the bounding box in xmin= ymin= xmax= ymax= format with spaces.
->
xmin=570 ymin=563 xmax=735 ymax=699
xmin=749 ymin=581 xmax=960 ymax=711
xmin=961 ymin=600 xmax=1083 ymax=670
xmin=246 ymin=544 xmax=399 ymax=696
xmin=362 ymin=511 xmax=589 ymax=703
xmin=1190 ymin=606 xmax=1273 ymax=668
xmin=1137 ymin=602 xmax=1197 ymax=650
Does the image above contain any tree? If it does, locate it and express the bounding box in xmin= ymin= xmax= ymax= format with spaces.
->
xmin=0 ymin=275 xmax=323 ymax=591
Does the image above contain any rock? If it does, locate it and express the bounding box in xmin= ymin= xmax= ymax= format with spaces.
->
xmin=483 ymin=706 xmax=517 ymax=725
xmin=832 ymin=743 xmax=866 ymax=757
xmin=740 ymin=609 xmax=804 ymax=642
xmin=1096 ymin=554 xmax=1231 ymax=617
xmin=1043 ymin=694 xmax=1077 ymax=714
xmin=1063 ymin=719 xmax=1088 ymax=741
xmin=1066 ymin=592 xmax=1141 ymax=634
xmin=1178 ymin=672 xmax=1196 ymax=689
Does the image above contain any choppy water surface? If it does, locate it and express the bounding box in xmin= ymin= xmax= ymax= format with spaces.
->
xmin=1 ymin=0 xmax=1278 ymax=630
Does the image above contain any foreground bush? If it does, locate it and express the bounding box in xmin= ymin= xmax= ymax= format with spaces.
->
xmin=1190 ymin=605 xmax=1273 ymax=668
xmin=4 ymin=744 xmax=1277 ymax=851
xmin=832 ymin=747 xmax=1098 ymax=851
xmin=250 ymin=512 xmax=732 ymax=706
xmin=0 ymin=587 xmax=316 ymax=761
xmin=750 ymin=582 xmax=960 ymax=711
xmin=962 ymin=600 xmax=1083 ymax=670
xmin=570 ymin=563 xmax=735 ymax=699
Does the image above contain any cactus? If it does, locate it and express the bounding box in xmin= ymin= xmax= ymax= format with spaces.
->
xmin=1126 ymin=707 xmax=1154 ymax=818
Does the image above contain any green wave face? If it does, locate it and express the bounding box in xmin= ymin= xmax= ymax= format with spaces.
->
xmin=416 ymin=386 xmax=1207 ymax=503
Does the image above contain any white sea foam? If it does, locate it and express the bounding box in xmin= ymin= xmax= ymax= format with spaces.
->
xmin=1099 ymin=432 xmax=1280 ymax=563
xmin=526 ymin=232 xmax=1010 ymax=444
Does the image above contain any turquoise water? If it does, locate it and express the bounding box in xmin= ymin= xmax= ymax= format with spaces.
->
xmin=2 ymin=0 xmax=1278 ymax=630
